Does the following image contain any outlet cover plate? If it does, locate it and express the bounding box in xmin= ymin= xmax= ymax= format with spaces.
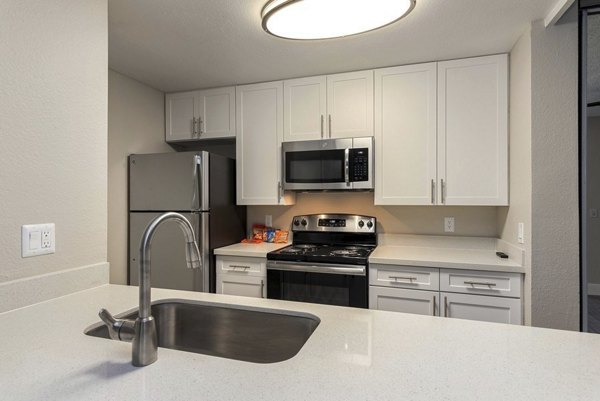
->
xmin=444 ymin=217 xmax=455 ymax=233
xmin=22 ymin=223 xmax=55 ymax=257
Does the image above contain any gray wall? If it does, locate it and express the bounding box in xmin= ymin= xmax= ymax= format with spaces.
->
xmin=0 ymin=0 xmax=108 ymax=283
xmin=108 ymin=70 xmax=173 ymax=285
xmin=530 ymin=14 xmax=580 ymax=330
xmin=498 ymin=27 xmax=533 ymax=325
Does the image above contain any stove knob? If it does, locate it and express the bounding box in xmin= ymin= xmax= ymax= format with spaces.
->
xmin=367 ymin=221 xmax=373 ymax=229
xmin=358 ymin=220 xmax=364 ymax=228
xmin=293 ymin=219 xmax=300 ymax=226
xmin=301 ymin=219 xmax=307 ymax=227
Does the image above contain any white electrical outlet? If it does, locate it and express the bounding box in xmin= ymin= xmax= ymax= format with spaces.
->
xmin=22 ymin=223 xmax=55 ymax=257
xmin=444 ymin=217 xmax=455 ymax=233
xmin=517 ymin=222 xmax=525 ymax=244
xmin=265 ymin=215 xmax=273 ymax=227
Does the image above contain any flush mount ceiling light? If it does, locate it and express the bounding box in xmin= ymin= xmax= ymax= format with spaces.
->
xmin=261 ymin=0 xmax=416 ymax=40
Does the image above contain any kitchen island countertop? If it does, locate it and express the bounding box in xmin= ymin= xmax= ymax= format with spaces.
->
xmin=1 ymin=284 xmax=598 ymax=401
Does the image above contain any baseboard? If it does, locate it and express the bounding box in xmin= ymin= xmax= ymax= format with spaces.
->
xmin=0 ymin=262 xmax=109 ymax=313
xmin=588 ymin=283 xmax=600 ymax=296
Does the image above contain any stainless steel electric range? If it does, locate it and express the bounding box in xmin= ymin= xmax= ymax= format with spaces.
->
xmin=266 ymin=214 xmax=376 ymax=308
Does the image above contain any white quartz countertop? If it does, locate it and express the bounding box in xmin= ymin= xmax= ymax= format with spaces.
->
xmin=369 ymin=245 xmax=525 ymax=273
xmin=2 ymin=284 xmax=599 ymax=400
xmin=214 ymin=242 xmax=290 ymax=257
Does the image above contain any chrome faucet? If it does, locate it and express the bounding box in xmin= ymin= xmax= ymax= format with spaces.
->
xmin=98 ymin=212 xmax=201 ymax=366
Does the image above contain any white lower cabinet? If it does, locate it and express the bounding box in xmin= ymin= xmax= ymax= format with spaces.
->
xmin=216 ymin=256 xmax=266 ymax=299
xmin=440 ymin=292 xmax=521 ymax=325
xmin=369 ymin=286 xmax=438 ymax=317
xmin=369 ymin=264 xmax=522 ymax=325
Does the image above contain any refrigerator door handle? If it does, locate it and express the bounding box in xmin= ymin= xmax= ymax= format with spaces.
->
xmin=191 ymin=155 xmax=201 ymax=211
xmin=198 ymin=212 xmax=211 ymax=292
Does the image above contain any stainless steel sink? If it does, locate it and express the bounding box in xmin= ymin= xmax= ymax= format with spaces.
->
xmin=85 ymin=298 xmax=320 ymax=363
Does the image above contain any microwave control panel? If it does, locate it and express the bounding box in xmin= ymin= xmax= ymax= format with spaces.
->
xmin=349 ymin=148 xmax=369 ymax=182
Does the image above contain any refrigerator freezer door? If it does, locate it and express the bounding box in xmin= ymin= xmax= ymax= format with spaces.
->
xmin=129 ymin=212 xmax=203 ymax=291
xmin=129 ymin=152 xmax=205 ymax=211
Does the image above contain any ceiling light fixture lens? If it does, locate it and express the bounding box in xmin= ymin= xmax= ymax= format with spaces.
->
xmin=261 ymin=0 xmax=416 ymax=40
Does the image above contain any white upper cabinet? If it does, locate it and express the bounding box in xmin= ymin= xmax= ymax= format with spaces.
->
xmin=374 ymin=54 xmax=508 ymax=206
xmin=374 ymin=63 xmax=438 ymax=205
xmin=165 ymin=91 xmax=197 ymax=141
xmin=236 ymin=81 xmax=295 ymax=206
xmin=437 ymin=54 xmax=508 ymax=205
xmin=283 ymin=76 xmax=327 ymax=141
xmin=165 ymin=86 xmax=235 ymax=142
xmin=327 ymin=70 xmax=374 ymax=138
xmin=283 ymin=71 xmax=374 ymax=141
xmin=197 ymin=87 xmax=236 ymax=139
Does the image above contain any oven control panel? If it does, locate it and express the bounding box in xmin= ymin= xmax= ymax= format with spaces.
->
xmin=292 ymin=214 xmax=376 ymax=233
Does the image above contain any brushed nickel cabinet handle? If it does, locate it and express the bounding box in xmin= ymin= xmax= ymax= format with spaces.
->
xmin=389 ymin=276 xmax=417 ymax=281
xmin=230 ymin=265 xmax=251 ymax=270
xmin=433 ymin=295 xmax=436 ymax=316
xmin=321 ymin=115 xmax=324 ymax=138
xmin=328 ymin=114 xmax=332 ymax=137
xmin=441 ymin=179 xmax=446 ymax=204
xmin=199 ymin=116 xmax=204 ymax=134
xmin=260 ymin=279 xmax=265 ymax=298
xmin=192 ymin=117 xmax=198 ymax=136
xmin=464 ymin=281 xmax=497 ymax=287
xmin=444 ymin=296 xmax=448 ymax=317
xmin=431 ymin=179 xmax=435 ymax=204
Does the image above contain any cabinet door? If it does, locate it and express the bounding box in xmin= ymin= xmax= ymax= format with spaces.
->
xmin=369 ymin=286 xmax=438 ymax=317
xmin=165 ymin=91 xmax=198 ymax=141
xmin=441 ymin=292 xmax=522 ymax=325
xmin=327 ymin=70 xmax=374 ymax=138
xmin=217 ymin=274 xmax=265 ymax=298
xmin=284 ymin=76 xmax=327 ymax=141
xmin=197 ymin=87 xmax=236 ymax=139
xmin=236 ymin=81 xmax=295 ymax=205
xmin=437 ymin=54 xmax=508 ymax=205
xmin=374 ymin=63 xmax=437 ymax=205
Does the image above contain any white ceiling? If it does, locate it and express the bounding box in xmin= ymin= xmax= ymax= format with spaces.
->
xmin=108 ymin=0 xmax=558 ymax=93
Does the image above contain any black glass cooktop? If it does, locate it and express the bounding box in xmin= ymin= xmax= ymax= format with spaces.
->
xmin=267 ymin=244 xmax=375 ymax=265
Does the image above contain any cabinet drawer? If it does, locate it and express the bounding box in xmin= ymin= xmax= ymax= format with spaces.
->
xmin=441 ymin=292 xmax=522 ymax=325
xmin=217 ymin=274 xmax=265 ymax=299
xmin=440 ymin=270 xmax=521 ymax=298
xmin=369 ymin=264 xmax=439 ymax=291
xmin=369 ymin=286 xmax=438 ymax=317
xmin=216 ymin=256 xmax=265 ymax=276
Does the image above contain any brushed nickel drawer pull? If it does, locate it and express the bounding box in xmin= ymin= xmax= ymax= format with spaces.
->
xmin=389 ymin=276 xmax=417 ymax=281
xmin=433 ymin=295 xmax=436 ymax=316
xmin=230 ymin=265 xmax=251 ymax=270
xmin=464 ymin=281 xmax=497 ymax=287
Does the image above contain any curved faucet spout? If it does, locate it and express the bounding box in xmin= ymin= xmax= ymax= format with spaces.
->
xmin=99 ymin=212 xmax=202 ymax=367
xmin=139 ymin=212 xmax=201 ymax=319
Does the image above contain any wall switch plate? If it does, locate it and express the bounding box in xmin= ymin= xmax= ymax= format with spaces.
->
xmin=22 ymin=223 xmax=55 ymax=257
xmin=444 ymin=217 xmax=455 ymax=233
xmin=517 ymin=222 xmax=525 ymax=244
xmin=265 ymin=215 xmax=272 ymax=227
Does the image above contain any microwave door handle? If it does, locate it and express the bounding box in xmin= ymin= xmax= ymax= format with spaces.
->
xmin=344 ymin=148 xmax=350 ymax=187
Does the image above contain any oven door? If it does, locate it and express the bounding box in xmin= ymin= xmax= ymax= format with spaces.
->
xmin=266 ymin=261 xmax=368 ymax=308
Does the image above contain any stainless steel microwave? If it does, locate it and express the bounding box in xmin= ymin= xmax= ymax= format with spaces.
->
xmin=282 ymin=137 xmax=373 ymax=191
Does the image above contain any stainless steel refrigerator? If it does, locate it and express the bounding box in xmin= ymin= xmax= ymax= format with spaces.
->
xmin=128 ymin=151 xmax=246 ymax=293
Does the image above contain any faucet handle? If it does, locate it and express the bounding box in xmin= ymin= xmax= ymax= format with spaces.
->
xmin=99 ymin=309 xmax=135 ymax=342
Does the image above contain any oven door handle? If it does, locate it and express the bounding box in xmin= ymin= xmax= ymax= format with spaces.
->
xmin=267 ymin=261 xmax=366 ymax=276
